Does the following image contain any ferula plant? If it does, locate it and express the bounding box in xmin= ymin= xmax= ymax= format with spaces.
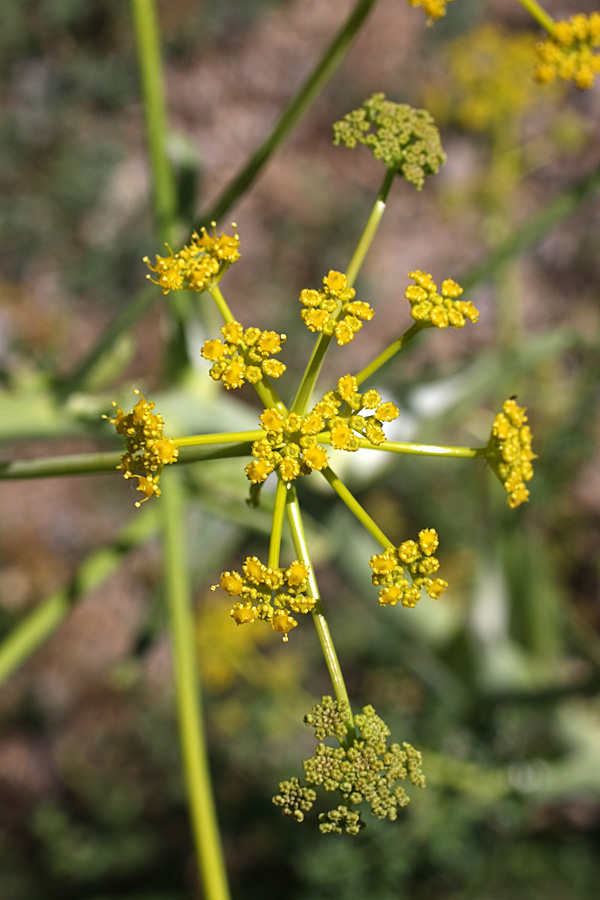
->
xmin=107 ymin=91 xmax=534 ymax=834
xmin=3 ymin=0 xmax=599 ymax=897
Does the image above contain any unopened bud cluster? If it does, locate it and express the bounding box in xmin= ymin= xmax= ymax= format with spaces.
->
xmin=535 ymin=13 xmax=600 ymax=90
xmin=273 ymin=697 xmax=425 ymax=834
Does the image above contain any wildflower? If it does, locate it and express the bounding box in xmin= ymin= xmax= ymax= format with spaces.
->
xmin=405 ymin=271 xmax=478 ymax=329
xmin=273 ymin=698 xmax=425 ymax=833
xmin=246 ymin=376 xmax=400 ymax=485
xmin=333 ymin=93 xmax=445 ymax=190
xmin=212 ymin=557 xmax=314 ymax=641
xmin=144 ymin=223 xmax=240 ymax=295
xmin=201 ymin=321 xmax=286 ymax=390
xmin=370 ymin=528 xmax=448 ymax=608
xmin=105 ymin=391 xmax=179 ymax=506
xmin=534 ymin=13 xmax=600 ymax=90
xmin=407 ymin=0 xmax=454 ymax=24
xmin=487 ymin=398 xmax=536 ymax=508
xmin=299 ymin=270 xmax=374 ymax=346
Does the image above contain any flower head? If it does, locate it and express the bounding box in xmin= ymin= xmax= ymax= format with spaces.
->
xmin=246 ymin=377 xmax=400 ymax=486
xmin=201 ymin=321 xmax=286 ymax=389
xmin=144 ymin=223 xmax=240 ymax=295
xmin=333 ymin=93 xmax=445 ymax=190
xmin=273 ymin=698 xmax=425 ymax=833
xmin=299 ymin=270 xmax=374 ymax=346
xmin=407 ymin=0 xmax=454 ymax=25
xmin=405 ymin=271 xmax=478 ymax=329
xmin=487 ymin=398 xmax=536 ymax=508
xmin=104 ymin=391 xmax=179 ymax=506
xmin=212 ymin=556 xmax=314 ymax=641
xmin=370 ymin=528 xmax=448 ymax=608
xmin=535 ymin=14 xmax=600 ymax=90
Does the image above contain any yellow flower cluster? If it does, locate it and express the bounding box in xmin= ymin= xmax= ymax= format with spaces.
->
xmin=300 ymin=270 xmax=374 ymax=346
xmin=405 ymin=271 xmax=478 ymax=329
xmin=106 ymin=391 xmax=179 ymax=506
xmin=487 ymin=398 xmax=536 ymax=509
xmin=370 ymin=528 xmax=448 ymax=608
xmin=535 ymin=13 xmax=600 ymax=90
xmin=143 ymin=223 xmax=240 ymax=295
xmin=201 ymin=321 xmax=286 ymax=390
xmin=430 ymin=25 xmax=546 ymax=133
xmin=407 ymin=0 xmax=454 ymax=24
xmin=245 ymin=375 xmax=400 ymax=485
xmin=212 ymin=556 xmax=314 ymax=641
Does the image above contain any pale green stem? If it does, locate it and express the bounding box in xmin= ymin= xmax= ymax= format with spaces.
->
xmin=207 ymin=283 xmax=287 ymax=412
xmin=346 ymin=167 xmax=395 ymax=287
xmin=197 ymin=0 xmax=380 ymax=227
xmin=321 ymin=437 xmax=488 ymax=460
xmin=268 ymin=477 xmax=288 ymax=569
xmin=320 ymin=466 xmax=392 ymax=550
xmin=290 ymin=332 xmax=334 ymax=416
xmin=516 ymin=0 xmax=555 ymax=32
xmin=354 ymin=322 xmax=425 ymax=386
xmin=175 ymin=430 xmax=264 ymax=448
xmin=286 ymin=484 xmax=355 ymax=738
xmin=161 ymin=471 xmax=231 ymax=900
xmin=0 ymin=509 xmax=157 ymax=685
xmin=132 ymin=0 xmax=177 ymax=244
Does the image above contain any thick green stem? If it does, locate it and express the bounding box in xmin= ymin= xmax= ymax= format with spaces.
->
xmin=516 ymin=0 xmax=555 ymax=32
xmin=268 ymin=477 xmax=288 ymax=568
xmin=346 ymin=167 xmax=395 ymax=287
xmin=175 ymin=430 xmax=264 ymax=448
xmin=0 ymin=509 xmax=157 ymax=685
xmin=197 ymin=0 xmax=379 ymax=227
xmin=161 ymin=471 xmax=231 ymax=900
xmin=320 ymin=466 xmax=392 ymax=550
xmin=285 ymin=485 xmax=354 ymax=735
xmin=354 ymin=322 xmax=425 ymax=386
xmin=132 ymin=0 xmax=177 ymax=244
xmin=290 ymin=332 xmax=334 ymax=416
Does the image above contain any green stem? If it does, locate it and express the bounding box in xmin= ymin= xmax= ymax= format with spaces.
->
xmin=132 ymin=0 xmax=177 ymax=244
xmin=0 ymin=442 xmax=258 ymax=482
xmin=516 ymin=0 xmax=555 ymax=32
xmin=290 ymin=332 xmax=334 ymax=416
xmin=161 ymin=471 xmax=231 ymax=900
xmin=354 ymin=322 xmax=425 ymax=386
xmin=286 ymin=484 xmax=354 ymax=735
xmin=342 ymin=437 xmax=488 ymax=460
xmin=0 ymin=509 xmax=157 ymax=685
xmin=196 ymin=0 xmax=379 ymax=227
xmin=207 ymin=283 xmax=235 ymax=324
xmin=175 ymin=430 xmax=264 ymax=448
xmin=268 ymin=477 xmax=288 ymax=568
xmin=346 ymin=167 xmax=395 ymax=287
xmin=320 ymin=466 xmax=392 ymax=550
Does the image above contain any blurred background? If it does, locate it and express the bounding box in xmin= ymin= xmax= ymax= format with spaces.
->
xmin=1 ymin=0 xmax=600 ymax=898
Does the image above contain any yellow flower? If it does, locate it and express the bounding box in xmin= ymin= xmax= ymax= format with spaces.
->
xmin=487 ymin=398 xmax=536 ymax=508
xmin=145 ymin=224 xmax=240 ymax=295
xmin=201 ymin=321 xmax=286 ymax=390
xmin=535 ymin=13 xmax=600 ymax=90
xmin=300 ymin=271 xmax=374 ymax=346
xmin=104 ymin=391 xmax=179 ymax=506
xmin=370 ymin=528 xmax=448 ymax=608
xmin=406 ymin=271 xmax=478 ymax=329
xmin=407 ymin=0 xmax=453 ymax=24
